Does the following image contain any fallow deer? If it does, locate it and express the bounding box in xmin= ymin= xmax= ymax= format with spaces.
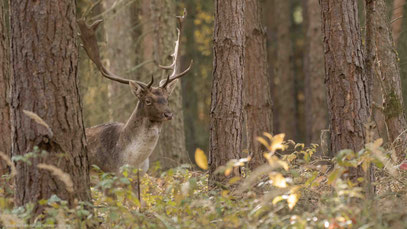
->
xmin=77 ymin=10 xmax=192 ymax=178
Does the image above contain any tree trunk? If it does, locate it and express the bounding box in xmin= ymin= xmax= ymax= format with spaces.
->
xmin=366 ymin=0 xmax=407 ymax=162
xmin=304 ymin=0 xmax=328 ymax=149
xmin=365 ymin=0 xmax=387 ymax=144
xmin=0 ymin=0 xmax=11 ymax=176
xmin=102 ymin=0 xmax=139 ymax=123
xmin=209 ymin=0 xmax=245 ymax=184
xmin=147 ymin=0 xmax=189 ymax=170
xmin=392 ymin=0 xmax=406 ymax=45
xmin=10 ymin=0 xmax=91 ymax=213
xmin=265 ymin=0 xmax=278 ymax=138
xmin=320 ymin=0 xmax=371 ymax=159
xmin=274 ymin=0 xmax=297 ymax=141
xmin=244 ymin=0 xmax=273 ymax=168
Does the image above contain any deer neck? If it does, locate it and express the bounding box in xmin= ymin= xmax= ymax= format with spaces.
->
xmin=122 ymin=101 xmax=163 ymax=140
xmin=117 ymin=101 xmax=163 ymax=169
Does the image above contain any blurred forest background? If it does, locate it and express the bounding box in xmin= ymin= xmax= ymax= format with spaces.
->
xmin=3 ymin=0 xmax=407 ymax=227
xmin=77 ymin=0 xmax=407 ymax=165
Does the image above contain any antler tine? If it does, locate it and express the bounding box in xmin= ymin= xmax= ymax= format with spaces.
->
xmin=77 ymin=19 xmax=132 ymax=85
xmin=147 ymin=75 xmax=154 ymax=88
xmin=161 ymin=74 xmax=171 ymax=88
xmin=158 ymin=62 xmax=175 ymax=70
xmin=158 ymin=28 xmax=180 ymax=71
xmin=161 ymin=60 xmax=193 ymax=88
xmin=176 ymin=8 xmax=187 ymax=29
xmin=159 ymin=8 xmax=193 ymax=90
xmin=158 ymin=8 xmax=186 ymax=71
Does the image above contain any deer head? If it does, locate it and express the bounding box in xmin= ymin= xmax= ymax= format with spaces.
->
xmin=77 ymin=9 xmax=192 ymax=123
xmin=129 ymin=77 xmax=173 ymax=122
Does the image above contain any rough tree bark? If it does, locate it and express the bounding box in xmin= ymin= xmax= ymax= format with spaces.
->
xmin=265 ymin=0 xmax=278 ymax=139
xmin=0 ymin=0 xmax=11 ymax=176
xmin=366 ymin=0 xmax=407 ymax=161
xmin=209 ymin=0 xmax=245 ymax=184
xmin=10 ymin=0 xmax=91 ymax=213
xmin=365 ymin=0 xmax=387 ymax=144
xmin=244 ymin=0 xmax=273 ymax=168
xmin=148 ymin=0 xmax=189 ymax=169
xmin=274 ymin=0 xmax=297 ymax=140
xmin=304 ymin=0 xmax=328 ymax=148
xmin=392 ymin=0 xmax=406 ymax=45
xmin=320 ymin=0 xmax=371 ymax=158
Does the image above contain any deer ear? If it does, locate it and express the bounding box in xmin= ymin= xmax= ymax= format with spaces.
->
xmin=129 ymin=81 xmax=147 ymax=98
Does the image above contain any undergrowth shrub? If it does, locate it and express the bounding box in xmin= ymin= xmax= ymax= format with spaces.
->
xmin=1 ymin=134 xmax=407 ymax=228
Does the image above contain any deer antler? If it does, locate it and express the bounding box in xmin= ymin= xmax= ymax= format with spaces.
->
xmin=159 ymin=8 xmax=193 ymax=92
xmin=77 ymin=19 xmax=153 ymax=88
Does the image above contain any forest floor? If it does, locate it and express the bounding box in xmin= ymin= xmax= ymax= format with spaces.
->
xmin=1 ymin=136 xmax=407 ymax=228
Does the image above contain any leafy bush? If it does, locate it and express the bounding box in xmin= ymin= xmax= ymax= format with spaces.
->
xmin=1 ymin=134 xmax=407 ymax=228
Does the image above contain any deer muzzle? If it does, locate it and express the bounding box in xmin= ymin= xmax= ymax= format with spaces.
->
xmin=164 ymin=112 xmax=173 ymax=120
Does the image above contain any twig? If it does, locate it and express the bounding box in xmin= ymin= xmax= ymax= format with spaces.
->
xmin=391 ymin=16 xmax=403 ymax=24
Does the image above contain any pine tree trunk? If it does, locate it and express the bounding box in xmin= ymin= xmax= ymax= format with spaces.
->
xmin=0 ymin=0 xmax=11 ymax=176
xmin=265 ymin=0 xmax=278 ymax=140
xmin=209 ymin=0 xmax=245 ymax=184
xmin=320 ymin=0 xmax=371 ymax=159
xmin=392 ymin=0 xmax=405 ymax=44
xmin=366 ymin=0 xmax=407 ymax=162
xmin=10 ymin=0 xmax=91 ymax=213
xmin=274 ymin=0 xmax=297 ymax=140
xmin=148 ymin=0 xmax=189 ymax=169
xmin=244 ymin=0 xmax=273 ymax=168
xmin=304 ymin=0 xmax=328 ymax=149
xmin=365 ymin=0 xmax=387 ymax=144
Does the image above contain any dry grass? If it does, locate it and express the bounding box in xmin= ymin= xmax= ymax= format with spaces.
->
xmin=37 ymin=163 xmax=74 ymax=193
xmin=0 ymin=151 xmax=16 ymax=178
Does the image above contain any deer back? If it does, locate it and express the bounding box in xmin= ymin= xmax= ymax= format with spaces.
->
xmin=86 ymin=122 xmax=123 ymax=173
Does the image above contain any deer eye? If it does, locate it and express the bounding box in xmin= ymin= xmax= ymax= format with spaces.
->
xmin=145 ymin=98 xmax=152 ymax=106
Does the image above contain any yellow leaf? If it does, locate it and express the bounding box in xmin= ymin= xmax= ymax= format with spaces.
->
xmin=264 ymin=152 xmax=271 ymax=160
xmin=225 ymin=167 xmax=233 ymax=176
xmin=272 ymin=196 xmax=284 ymax=205
xmin=264 ymin=153 xmax=277 ymax=165
xmin=286 ymin=154 xmax=297 ymax=163
xmin=277 ymin=160 xmax=289 ymax=171
xmin=222 ymin=190 xmax=229 ymax=197
xmin=372 ymin=138 xmax=383 ymax=149
xmin=228 ymin=176 xmax=241 ymax=185
xmin=294 ymin=143 xmax=305 ymax=150
xmin=271 ymin=133 xmax=285 ymax=152
xmin=287 ymin=193 xmax=300 ymax=210
xmin=256 ymin=137 xmax=270 ymax=150
xmin=263 ymin=132 xmax=273 ymax=141
xmin=290 ymin=185 xmax=300 ymax=193
xmin=195 ymin=148 xmax=208 ymax=170
xmin=269 ymin=172 xmax=287 ymax=188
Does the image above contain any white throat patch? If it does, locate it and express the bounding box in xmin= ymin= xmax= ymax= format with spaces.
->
xmin=121 ymin=126 xmax=160 ymax=168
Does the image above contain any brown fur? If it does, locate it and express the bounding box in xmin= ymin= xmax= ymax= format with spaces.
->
xmin=79 ymin=16 xmax=191 ymax=176
xmin=86 ymin=86 xmax=170 ymax=175
xmin=86 ymin=122 xmax=123 ymax=172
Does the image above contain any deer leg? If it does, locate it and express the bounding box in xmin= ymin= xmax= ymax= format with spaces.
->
xmin=137 ymin=170 xmax=141 ymax=202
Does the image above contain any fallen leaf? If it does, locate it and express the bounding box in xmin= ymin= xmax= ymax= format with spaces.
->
xmin=195 ymin=148 xmax=208 ymax=170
